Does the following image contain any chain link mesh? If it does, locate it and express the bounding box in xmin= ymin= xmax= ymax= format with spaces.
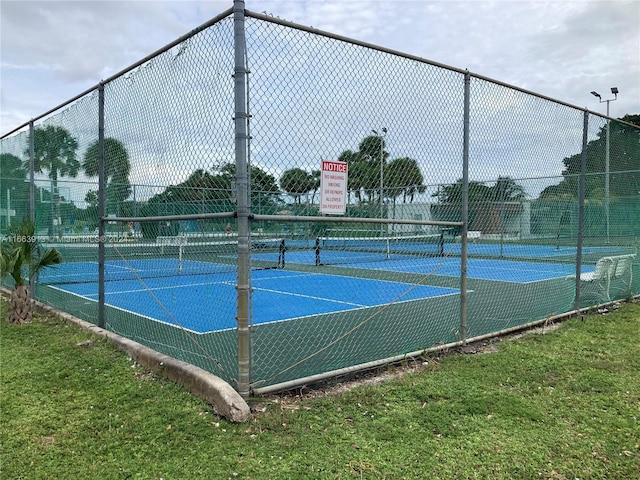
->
xmin=1 ymin=10 xmax=638 ymax=392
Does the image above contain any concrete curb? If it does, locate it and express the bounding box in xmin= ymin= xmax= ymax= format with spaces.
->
xmin=2 ymin=289 xmax=250 ymax=423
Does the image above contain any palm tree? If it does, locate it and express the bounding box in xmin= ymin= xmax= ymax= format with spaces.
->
xmin=358 ymin=135 xmax=388 ymax=203
xmin=339 ymin=150 xmax=364 ymax=203
xmin=493 ymin=176 xmax=526 ymax=202
xmin=310 ymin=169 xmax=321 ymax=204
xmin=1 ymin=220 xmax=62 ymax=324
xmin=83 ymin=138 xmax=131 ymax=215
xmin=28 ymin=125 xmax=80 ymax=237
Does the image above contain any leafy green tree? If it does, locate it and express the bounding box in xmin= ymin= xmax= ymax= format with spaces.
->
xmin=83 ymin=138 xmax=131 ymax=215
xmin=435 ymin=180 xmax=493 ymax=204
xmin=545 ymin=114 xmax=640 ymax=200
xmin=494 ymin=176 xmax=526 ymax=202
xmin=310 ymin=170 xmax=321 ymax=203
xmin=339 ymin=135 xmax=394 ymax=204
xmin=433 ymin=178 xmax=527 ymax=233
xmin=435 ymin=177 xmax=524 ymax=204
xmin=385 ymin=157 xmax=426 ymax=203
xmin=219 ymin=163 xmax=281 ymax=208
xmin=0 ymin=153 xmax=26 ymax=185
xmin=151 ymin=169 xmax=232 ymax=205
xmin=85 ymin=190 xmax=98 ymax=208
xmin=147 ymin=163 xmax=281 ymax=213
xmin=280 ymin=168 xmax=315 ymax=204
xmin=1 ymin=153 xmax=28 ymax=228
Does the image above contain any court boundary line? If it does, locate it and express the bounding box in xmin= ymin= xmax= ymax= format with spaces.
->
xmin=244 ymin=288 xmax=464 ymax=330
xmin=45 ymin=284 xmax=210 ymax=335
xmin=307 ymin=258 xmax=596 ymax=285
xmin=46 ymin=281 xmax=464 ymax=335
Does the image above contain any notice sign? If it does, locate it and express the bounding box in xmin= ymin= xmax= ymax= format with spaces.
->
xmin=320 ymin=160 xmax=348 ymax=215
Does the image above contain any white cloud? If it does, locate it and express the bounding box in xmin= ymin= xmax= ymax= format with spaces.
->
xmin=1 ymin=0 xmax=638 ymax=203
xmin=2 ymin=0 xmax=638 ymax=134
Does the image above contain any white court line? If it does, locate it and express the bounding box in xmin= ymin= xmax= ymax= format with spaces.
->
xmin=46 ymin=284 xmax=209 ymax=335
xmin=79 ymin=279 xmax=235 ymax=298
xmin=252 ymin=286 xmax=368 ymax=307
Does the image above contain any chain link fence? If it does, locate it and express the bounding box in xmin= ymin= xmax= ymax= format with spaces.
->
xmin=2 ymin=3 xmax=639 ymax=395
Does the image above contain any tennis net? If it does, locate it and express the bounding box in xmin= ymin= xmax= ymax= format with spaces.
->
xmin=37 ymin=236 xmax=286 ymax=285
xmin=315 ymin=232 xmax=449 ymax=266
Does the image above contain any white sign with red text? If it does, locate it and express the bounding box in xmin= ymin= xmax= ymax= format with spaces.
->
xmin=320 ymin=160 xmax=348 ymax=215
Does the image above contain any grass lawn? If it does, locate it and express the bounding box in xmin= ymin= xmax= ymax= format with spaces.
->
xmin=1 ymin=297 xmax=639 ymax=479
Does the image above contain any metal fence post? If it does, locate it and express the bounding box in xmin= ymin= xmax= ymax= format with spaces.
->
xmin=28 ymin=122 xmax=35 ymax=223
xmin=28 ymin=121 xmax=35 ymax=299
xmin=460 ymin=71 xmax=470 ymax=344
xmin=98 ymin=83 xmax=106 ymax=328
xmin=234 ymin=0 xmax=252 ymax=398
xmin=573 ymin=110 xmax=589 ymax=310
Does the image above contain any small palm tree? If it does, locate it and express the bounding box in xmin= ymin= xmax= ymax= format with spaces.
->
xmin=1 ymin=220 xmax=62 ymax=324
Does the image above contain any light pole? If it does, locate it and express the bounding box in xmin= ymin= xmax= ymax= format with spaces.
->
xmin=591 ymin=87 xmax=618 ymax=244
xmin=372 ymin=127 xmax=387 ymax=235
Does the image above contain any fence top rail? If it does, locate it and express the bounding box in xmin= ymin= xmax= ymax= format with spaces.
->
xmin=251 ymin=214 xmax=463 ymax=227
xmin=105 ymin=212 xmax=463 ymax=227
xmin=104 ymin=212 xmax=237 ymax=223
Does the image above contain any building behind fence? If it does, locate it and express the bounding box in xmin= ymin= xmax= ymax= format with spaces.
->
xmin=1 ymin=1 xmax=639 ymax=396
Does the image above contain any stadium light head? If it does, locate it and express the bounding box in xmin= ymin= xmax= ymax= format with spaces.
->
xmin=591 ymin=91 xmax=601 ymax=99
xmin=611 ymin=87 xmax=619 ymax=95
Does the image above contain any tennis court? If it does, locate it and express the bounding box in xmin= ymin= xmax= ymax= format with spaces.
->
xmin=278 ymin=253 xmax=595 ymax=283
xmin=40 ymin=238 xmax=599 ymax=336
xmin=252 ymin=235 xmax=610 ymax=283
xmin=282 ymin=235 xmax=628 ymax=261
xmin=43 ymin=261 xmax=460 ymax=334
xmin=32 ymin=234 xmax=628 ymax=388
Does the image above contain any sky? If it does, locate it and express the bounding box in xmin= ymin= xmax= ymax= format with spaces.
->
xmin=1 ymin=0 xmax=639 ymax=204
xmin=1 ymin=0 xmax=639 ymax=134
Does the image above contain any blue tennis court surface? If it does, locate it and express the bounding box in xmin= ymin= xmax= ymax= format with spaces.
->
xmin=50 ymin=266 xmax=459 ymax=334
xmin=257 ymin=251 xmax=595 ymax=283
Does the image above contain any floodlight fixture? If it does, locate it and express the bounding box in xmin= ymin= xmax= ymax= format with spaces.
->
xmin=590 ymin=86 xmax=620 ymax=244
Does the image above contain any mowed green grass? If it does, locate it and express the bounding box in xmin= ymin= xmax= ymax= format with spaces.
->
xmin=1 ymin=297 xmax=639 ymax=480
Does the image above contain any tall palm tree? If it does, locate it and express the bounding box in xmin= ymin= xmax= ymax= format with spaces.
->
xmin=1 ymin=220 xmax=62 ymax=324
xmin=28 ymin=125 xmax=80 ymax=237
xmin=358 ymin=135 xmax=388 ymax=203
xmin=83 ymin=137 xmax=131 ymax=216
xmin=339 ymin=150 xmax=364 ymax=203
